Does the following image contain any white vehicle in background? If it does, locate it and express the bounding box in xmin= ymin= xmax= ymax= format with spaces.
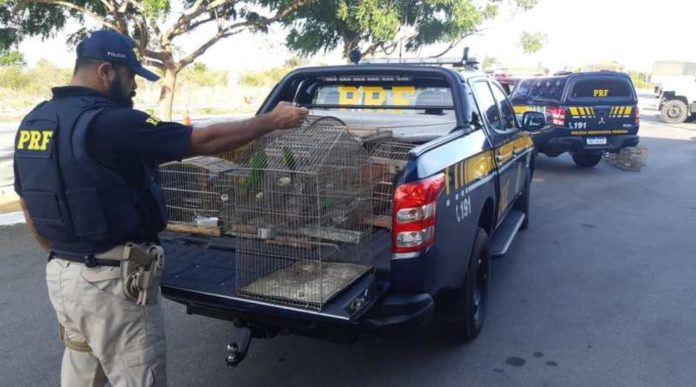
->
xmin=651 ymin=61 xmax=696 ymax=124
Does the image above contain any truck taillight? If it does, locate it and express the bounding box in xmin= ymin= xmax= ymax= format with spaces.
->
xmin=635 ymin=106 xmax=640 ymax=125
xmin=546 ymin=107 xmax=566 ymax=126
xmin=392 ymin=174 xmax=445 ymax=254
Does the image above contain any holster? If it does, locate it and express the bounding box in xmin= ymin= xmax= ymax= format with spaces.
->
xmin=120 ymin=242 xmax=165 ymax=305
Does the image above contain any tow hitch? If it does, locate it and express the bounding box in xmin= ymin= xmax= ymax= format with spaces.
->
xmin=225 ymin=326 xmax=252 ymax=367
xmin=225 ymin=320 xmax=278 ymax=367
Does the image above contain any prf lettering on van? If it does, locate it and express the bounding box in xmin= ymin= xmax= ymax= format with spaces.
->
xmin=593 ymin=89 xmax=609 ymax=97
xmin=16 ymin=129 xmax=54 ymax=157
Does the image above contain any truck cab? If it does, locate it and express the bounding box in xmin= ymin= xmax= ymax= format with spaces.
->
xmin=159 ymin=60 xmax=539 ymax=365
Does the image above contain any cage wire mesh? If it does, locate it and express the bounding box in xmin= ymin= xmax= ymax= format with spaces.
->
xmin=232 ymin=116 xmax=374 ymax=310
xmin=369 ymin=142 xmax=416 ymax=227
xmin=158 ymin=156 xmax=238 ymax=235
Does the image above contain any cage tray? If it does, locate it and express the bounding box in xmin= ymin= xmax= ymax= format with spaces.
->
xmin=239 ymin=260 xmax=371 ymax=307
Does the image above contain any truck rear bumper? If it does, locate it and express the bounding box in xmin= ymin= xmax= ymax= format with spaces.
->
xmin=361 ymin=293 xmax=434 ymax=334
xmin=533 ymin=130 xmax=639 ymax=156
xmin=162 ymin=284 xmax=434 ymax=339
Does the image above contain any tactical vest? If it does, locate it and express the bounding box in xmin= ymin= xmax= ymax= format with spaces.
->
xmin=14 ymin=95 xmax=168 ymax=255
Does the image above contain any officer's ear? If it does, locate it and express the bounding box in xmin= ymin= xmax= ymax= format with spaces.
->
xmin=96 ymin=62 xmax=117 ymax=83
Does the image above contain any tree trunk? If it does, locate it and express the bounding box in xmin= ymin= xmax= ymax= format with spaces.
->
xmin=158 ymin=65 xmax=178 ymax=121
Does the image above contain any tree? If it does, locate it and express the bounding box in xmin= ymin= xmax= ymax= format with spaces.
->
xmin=0 ymin=50 xmax=25 ymax=66
xmin=481 ymin=56 xmax=499 ymax=70
xmin=284 ymin=0 xmax=538 ymax=60
xmin=0 ymin=0 xmax=311 ymax=120
xmin=519 ymin=31 xmax=547 ymax=55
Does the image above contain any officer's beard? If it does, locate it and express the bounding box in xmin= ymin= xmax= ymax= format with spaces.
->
xmin=106 ymin=73 xmax=135 ymax=109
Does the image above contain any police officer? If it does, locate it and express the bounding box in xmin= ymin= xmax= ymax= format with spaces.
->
xmin=13 ymin=29 xmax=308 ymax=387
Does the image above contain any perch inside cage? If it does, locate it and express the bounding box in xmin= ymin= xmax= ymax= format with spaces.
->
xmin=232 ymin=117 xmax=374 ymax=309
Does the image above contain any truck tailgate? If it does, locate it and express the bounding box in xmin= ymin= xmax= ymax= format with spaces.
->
xmin=160 ymin=230 xmax=392 ymax=322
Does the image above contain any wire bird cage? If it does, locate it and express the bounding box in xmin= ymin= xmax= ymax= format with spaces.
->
xmin=158 ymin=156 xmax=238 ymax=236
xmin=232 ymin=117 xmax=373 ymax=310
xmin=368 ymin=141 xmax=416 ymax=229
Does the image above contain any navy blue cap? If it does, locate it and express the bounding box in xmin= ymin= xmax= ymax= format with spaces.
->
xmin=77 ymin=30 xmax=159 ymax=81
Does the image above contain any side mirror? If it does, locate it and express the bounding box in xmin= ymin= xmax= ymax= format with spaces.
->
xmin=521 ymin=111 xmax=546 ymax=131
xmin=470 ymin=112 xmax=484 ymax=130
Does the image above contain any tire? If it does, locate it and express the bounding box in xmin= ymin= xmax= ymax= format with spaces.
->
xmin=572 ymin=152 xmax=602 ymax=168
xmin=438 ymin=228 xmax=491 ymax=342
xmin=660 ymin=99 xmax=689 ymax=124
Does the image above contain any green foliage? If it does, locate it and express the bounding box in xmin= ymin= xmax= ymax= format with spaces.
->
xmin=285 ymin=0 xmax=538 ymax=58
xmin=177 ymin=62 xmax=228 ymax=87
xmin=629 ymin=71 xmax=653 ymax=90
xmin=519 ymin=31 xmax=547 ymax=55
xmin=514 ymin=0 xmax=538 ymax=11
xmin=238 ymin=63 xmax=297 ymax=87
xmin=0 ymin=50 xmax=25 ymax=66
xmin=0 ymin=59 xmax=71 ymax=109
xmin=0 ymin=59 xmax=70 ymax=92
xmin=142 ymin=0 xmax=171 ymax=19
xmin=481 ymin=56 xmax=499 ymax=70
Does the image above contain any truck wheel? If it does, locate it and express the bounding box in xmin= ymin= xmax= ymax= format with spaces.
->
xmin=660 ymin=99 xmax=689 ymax=124
xmin=438 ymin=228 xmax=490 ymax=342
xmin=571 ymin=153 xmax=602 ymax=168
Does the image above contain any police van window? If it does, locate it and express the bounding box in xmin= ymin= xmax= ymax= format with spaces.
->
xmin=529 ymin=77 xmax=566 ymax=102
xmin=471 ymin=80 xmax=503 ymax=131
xmin=569 ymin=78 xmax=633 ymax=99
xmin=490 ymin=84 xmax=517 ymax=130
xmin=510 ymin=79 xmax=534 ymax=99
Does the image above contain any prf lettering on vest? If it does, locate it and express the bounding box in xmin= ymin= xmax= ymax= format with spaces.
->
xmin=17 ymin=130 xmax=53 ymax=151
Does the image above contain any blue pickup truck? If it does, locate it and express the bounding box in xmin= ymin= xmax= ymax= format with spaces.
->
xmin=510 ymin=71 xmax=640 ymax=167
xmin=159 ymin=59 xmax=542 ymax=365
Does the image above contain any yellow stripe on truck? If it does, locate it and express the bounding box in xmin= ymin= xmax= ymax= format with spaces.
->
xmin=465 ymin=151 xmax=495 ymax=184
xmin=513 ymin=106 xmax=532 ymax=114
xmin=441 ymin=134 xmax=533 ymax=197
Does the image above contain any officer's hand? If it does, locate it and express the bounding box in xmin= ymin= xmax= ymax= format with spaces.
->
xmin=266 ymin=101 xmax=309 ymax=130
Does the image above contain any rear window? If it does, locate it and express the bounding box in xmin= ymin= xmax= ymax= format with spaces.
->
xmin=510 ymin=77 xmax=566 ymax=103
xmin=306 ymin=75 xmax=454 ymax=115
xmin=569 ymin=78 xmax=634 ymax=99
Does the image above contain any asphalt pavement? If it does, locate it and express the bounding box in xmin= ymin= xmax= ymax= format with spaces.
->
xmin=1 ymin=119 xmax=695 ymax=387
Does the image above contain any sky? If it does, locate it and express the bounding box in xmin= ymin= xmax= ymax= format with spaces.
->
xmin=17 ymin=0 xmax=696 ymax=74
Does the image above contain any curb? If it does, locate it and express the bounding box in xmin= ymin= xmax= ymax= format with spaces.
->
xmin=0 ymin=211 xmax=25 ymax=226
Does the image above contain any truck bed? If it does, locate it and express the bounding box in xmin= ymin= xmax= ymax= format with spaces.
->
xmin=160 ymin=230 xmax=393 ymax=322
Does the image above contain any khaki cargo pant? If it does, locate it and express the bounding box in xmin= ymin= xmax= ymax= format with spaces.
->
xmin=46 ymin=258 xmax=167 ymax=387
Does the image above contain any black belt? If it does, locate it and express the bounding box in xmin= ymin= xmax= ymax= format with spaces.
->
xmin=48 ymin=252 xmax=121 ymax=268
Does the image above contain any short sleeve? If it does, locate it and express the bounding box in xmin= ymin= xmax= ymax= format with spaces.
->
xmin=86 ymin=108 xmax=193 ymax=163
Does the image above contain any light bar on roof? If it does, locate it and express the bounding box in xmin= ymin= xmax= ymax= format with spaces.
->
xmin=361 ymin=57 xmax=464 ymax=65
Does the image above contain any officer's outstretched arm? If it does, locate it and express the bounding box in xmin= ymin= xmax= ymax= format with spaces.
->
xmin=19 ymin=198 xmax=51 ymax=252
xmin=189 ymin=102 xmax=308 ymax=155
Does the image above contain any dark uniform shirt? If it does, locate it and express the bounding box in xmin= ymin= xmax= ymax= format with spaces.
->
xmin=14 ymin=86 xmax=193 ymax=240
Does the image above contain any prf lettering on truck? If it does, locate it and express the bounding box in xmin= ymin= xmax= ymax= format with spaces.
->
xmin=337 ymin=85 xmax=416 ymax=106
xmin=16 ymin=129 xmax=53 ymax=151
xmin=593 ymin=89 xmax=609 ymax=97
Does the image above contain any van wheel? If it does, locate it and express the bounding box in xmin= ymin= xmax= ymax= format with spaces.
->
xmin=438 ymin=228 xmax=490 ymax=342
xmin=572 ymin=152 xmax=602 ymax=168
xmin=660 ymin=99 xmax=688 ymax=124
